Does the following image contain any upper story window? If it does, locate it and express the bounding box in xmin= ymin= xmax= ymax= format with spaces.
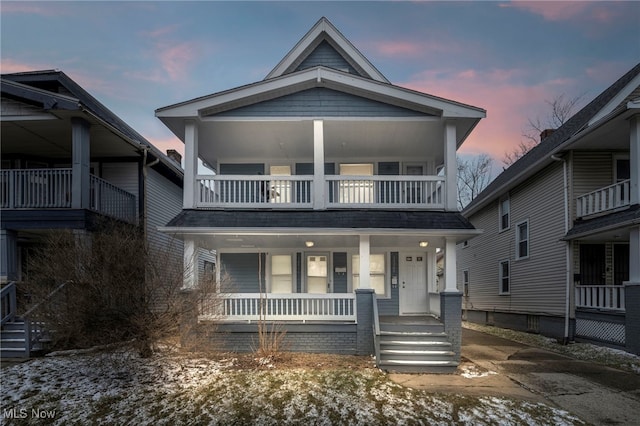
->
xmin=516 ymin=219 xmax=529 ymax=260
xmin=499 ymin=260 xmax=510 ymax=294
xmin=340 ymin=163 xmax=374 ymax=203
xmin=499 ymin=195 xmax=510 ymax=232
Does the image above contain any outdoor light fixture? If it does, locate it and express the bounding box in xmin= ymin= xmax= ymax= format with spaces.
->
xmin=305 ymin=241 xmax=315 ymax=247
xmin=419 ymin=241 xmax=429 ymax=247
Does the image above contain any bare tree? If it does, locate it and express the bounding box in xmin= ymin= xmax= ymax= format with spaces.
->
xmin=457 ymin=153 xmax=493 ymax=209
xmin=503 ymin=93 xmax=585 ymax=167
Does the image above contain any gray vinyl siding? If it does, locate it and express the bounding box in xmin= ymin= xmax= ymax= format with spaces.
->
xmin=571 ymin=151 xmax=615 ymax=219
xmin=459 ymin=162 xmax=567 ymax=316
xmin=212 ymin=88 xmax=429 ymax=118
xmin=101 ymin=162 xmax=139 ymax=217
xmin=146 ymin=168 xmax=182 ymax=256
xmin=295 ymin=40 xmax=359 ymax=75
xmin=220 ymin=253 xmax=265 ymax=293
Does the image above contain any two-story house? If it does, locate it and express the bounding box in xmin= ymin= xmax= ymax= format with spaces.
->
xmin=458 ymin=63 xmax=640 ymax=354
xmin=0 ymin=70 xmax=186 ymax=357
xmin=157 ymin=18 xmax=485 ymax=372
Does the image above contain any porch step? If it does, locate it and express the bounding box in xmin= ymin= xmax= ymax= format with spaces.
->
xmin=376 ymin=318 xmax=458 ymax=374
xmin=0 ymin=319 xmax=49 ymax=359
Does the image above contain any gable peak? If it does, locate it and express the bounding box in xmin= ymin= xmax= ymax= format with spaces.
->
xmin=265 ymin=17 xmax=389 ymax=83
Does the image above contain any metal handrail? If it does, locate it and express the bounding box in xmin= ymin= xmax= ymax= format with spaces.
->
xmin=1 ymin=282 xmax=17 ymax=325
xmin=372 ymin=292 xmax=381 ymax=366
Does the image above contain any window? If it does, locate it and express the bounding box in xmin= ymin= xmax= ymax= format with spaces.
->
xmin=499 ymin=195 xmax=510 ymax=231
xmin=352 ymin=254 xmax=386 ymax=296
xmin=340 ymin=163 xmax=374 ymax=203
xmin=499 ymin=260 xmax=510 ymax=294
xmin=462 ymin=270 xmax=469 ymax=296
xmin=271 ymin=255 xmax=292 ymax=293
xmin=516 ymin=220 xmax=529 ymax=259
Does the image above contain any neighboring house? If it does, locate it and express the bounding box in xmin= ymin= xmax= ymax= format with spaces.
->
xmin=458 ymin=63 xmax=640 ymax=354
xmin=157 ymin=17 xmax=485 ymax=373
xmin=0 ymin=70 xmax=186 ymax=357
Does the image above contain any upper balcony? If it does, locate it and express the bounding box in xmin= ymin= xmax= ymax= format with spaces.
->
xmin=196 ymin=173 xmax=444 ymax=209
xmin=576 ymin=179 xmax=631 ymax=219
xmin=1 ymin=168 xmax=137 ymax=224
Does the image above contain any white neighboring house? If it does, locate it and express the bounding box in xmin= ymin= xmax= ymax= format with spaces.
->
xmin=156 ymin=17 xmax=485 ymax=373
xmin=458 ymin=63 xmax=640 ymax=354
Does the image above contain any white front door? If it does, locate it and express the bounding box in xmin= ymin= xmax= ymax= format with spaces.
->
xmin=306 ymin=254 xmax=329 ymax=293
xmin=399 ymin=253 xmax=428 ymax=315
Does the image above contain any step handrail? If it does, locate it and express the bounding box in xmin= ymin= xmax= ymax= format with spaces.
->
xmin=21 ymin=280 xmax=71 ymax=356
xmin=372 ymin=293 xmax=381 ymax=367
xmin=1 ymin=281 xmax=17 ymax=325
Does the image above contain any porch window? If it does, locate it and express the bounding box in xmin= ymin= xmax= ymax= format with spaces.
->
xmin=352 ymin=254 xmax=386 ymax=296
xmin=499 ymin=260 xmax=510 ymax=294
xmin=271 ymin=254 xmax=292 ymax=293
xmin=269 ymin=165 xmax=291 ymax=203
xmin=499 ymin=195 xmax=510 ymax=231
xmin=339 ymin=164 xmax=373 ymax=203
xmin=516 ymin=220 xmax=529 ymax=259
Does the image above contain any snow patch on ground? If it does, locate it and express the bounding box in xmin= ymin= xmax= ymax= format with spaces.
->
xmin=1 ymin=348 xmax=586 ymax=425
xmin=459 ymin=364 xmax=498 ymax=379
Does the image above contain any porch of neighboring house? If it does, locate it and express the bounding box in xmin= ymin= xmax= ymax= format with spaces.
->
xmin=173 ymin=229 xmax=465 ymax=373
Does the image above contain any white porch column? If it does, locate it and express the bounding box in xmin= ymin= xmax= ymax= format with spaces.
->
xmin=629 ymin=114 xmax=639 ymax=205
xmin=444 ymin=237 xmax=458 ymax=292
xmin=71 ymin=117 xmax=91 ymax=209
xmin=183 ymin=237 xmax=198 ymax=289
xmin=313 ymin=119 xmax=325 ymax=210
xmin=444 ymin=121 xmax=457 ymax=211
xmin=183 ymin=120 xmax=199 ymax=209
xmin=358 ymin=234 xmax=371 ymax=289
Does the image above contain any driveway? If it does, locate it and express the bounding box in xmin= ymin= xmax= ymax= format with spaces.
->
xmin=391 ymin=328 xmax=640 ymax=425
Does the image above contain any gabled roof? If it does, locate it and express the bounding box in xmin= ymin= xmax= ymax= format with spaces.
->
xmin=2 ymin=70 xmax=183 ymax=178
xmin=265 ymin=17 xmax=389 ymax=83
xmin=463 ymin=62 xmax=640 ymax=217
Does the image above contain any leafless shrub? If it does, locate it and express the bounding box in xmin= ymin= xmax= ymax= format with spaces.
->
xmin=21 ymin=219 xmax=220 ymax=357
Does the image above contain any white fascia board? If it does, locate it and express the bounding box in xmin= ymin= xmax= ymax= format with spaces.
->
xmin=158 ymin=226 xmax=482 ymax=237
xmin=266 ymin=17 xmax=389 ymax=83
xmin=156 ymin=66 xmax=485 ymax=121
xmin=589 ymin=73 xmax=640 ymax=125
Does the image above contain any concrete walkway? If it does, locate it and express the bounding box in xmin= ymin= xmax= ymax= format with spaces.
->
xmin=390 ymin=328 xmax=640 ymax=425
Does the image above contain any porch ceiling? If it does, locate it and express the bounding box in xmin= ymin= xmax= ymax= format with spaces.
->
xmin=197 ymin=118 xmax=444 ymax=168
xmin=1 ymin=111 xmax=142 ymax=159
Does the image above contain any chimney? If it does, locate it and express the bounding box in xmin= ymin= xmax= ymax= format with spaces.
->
xmin=540 ymin=129 xmax=556 ymax=142
xmin=166 ymin=149 xmax=182 ymax=165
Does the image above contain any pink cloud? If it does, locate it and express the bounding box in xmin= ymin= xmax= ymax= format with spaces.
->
xmin=140 ymin=24 xmax=181 ymax=39
xmin=400 ymin=67 xmax=576 ymax=162
xmin=374 ymin=41 xmax=422 ymax=57
xmin=0 ymin=3 xmax=65 ymax=16
xmin=0 ymin=59 xmax=49 ymax=74
xmin=370 ymin=38 xmax=465 ymax=58
xmin=157 ymin=42 xmax=200 ymax=81
xmin=502 ymin=1 xmax=625 ymax=24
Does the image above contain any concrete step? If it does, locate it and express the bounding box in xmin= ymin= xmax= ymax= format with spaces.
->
xmin=380 ymin=349 xmax=455 ymax=361
xmin=379 ymin=323 xmax=445 ymax=333
xmin=378 ymin=359 xmax=458 ymax=374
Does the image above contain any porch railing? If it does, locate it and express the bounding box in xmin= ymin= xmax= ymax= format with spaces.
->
xmin=199 ymin=293 xmax=357 ymax=322
xmin=90 ymin=175 xmax=137 ymax=223
xmin=0 ymin=169 xmax=136 ymax=223
xmin=195 ymin=174 xmax=446 ymax=209
xmin=576 ymin=179 xmax=630 ymax=218
xmin=575 ymin=285 xmax=625 ymax=311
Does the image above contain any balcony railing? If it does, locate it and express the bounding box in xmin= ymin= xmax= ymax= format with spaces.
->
xmin=575 ymin=285 xmax=625 ymax=311
xmin=576 ymin=179 xmax=630 ymax=219
xmin=199 ymin=293 xmax=357 ymax=322
xmin=196 ymin=174 xmax=445 ymax=209
xmin=1 ymin=169 xmax=137 ymax=223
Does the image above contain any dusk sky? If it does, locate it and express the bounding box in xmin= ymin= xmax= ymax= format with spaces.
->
xmin=1 ymin=1 xmax=638 ymax=165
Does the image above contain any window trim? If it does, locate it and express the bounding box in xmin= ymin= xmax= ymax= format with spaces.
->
xmin=462 ymin=269 xmax=470 ymax=296
xmin=499 ymin=195 xmax=510 ymax=232
xmin=499 ymin=259 xmax=510 ymax=295
xmin=515 ymin=219 xmax=530 ymax=260
xmin=351 ymin=252 xmax=390 ymax=298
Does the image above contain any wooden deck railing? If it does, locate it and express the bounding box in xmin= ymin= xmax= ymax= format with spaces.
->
xmin=195 ymin=174 xmax=445 ymax=209
xmin=576 ymin=179 xmax=630 ymax=218
xmin=575 ymin=285 xmax=625 ymax=311
xmin=0 ymin=169 xmax=136 ymax=223
xmin=199 ymin=293 xmax=357 ymax=322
